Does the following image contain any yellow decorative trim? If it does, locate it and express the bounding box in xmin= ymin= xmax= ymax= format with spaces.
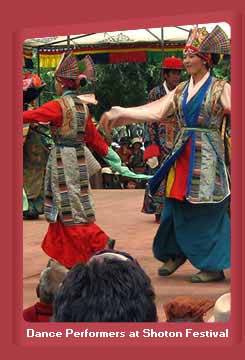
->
xmin=166 ymin=165 xmax=176 ymax=197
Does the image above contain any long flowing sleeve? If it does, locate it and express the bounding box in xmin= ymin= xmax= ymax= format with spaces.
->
xmin=99 ymin=91 xmax=174 ymax=135
xmin=102 ymin=147 xmax=152 ymax=181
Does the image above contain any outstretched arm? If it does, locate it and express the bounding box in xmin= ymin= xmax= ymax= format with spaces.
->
xmin=99 ymin=91 xmax=174 ymax=135
xmin=23 ymin=100 xmax=63 ymax=126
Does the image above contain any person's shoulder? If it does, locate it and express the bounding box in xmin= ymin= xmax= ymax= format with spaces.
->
xmin=174 ymin=80 xmax=188 ymax=95
xmin=149 ymin=84 xmax=161 ymax=92
xmin=148 ymin=86 xmax=157 ymax=97
xmin=148 ymin=84 xmax=165 ymax=100
xmin=211 ymin=77 xmax=229 ymax=92
xmin=42 ymin=99 xmax=61 ymax=107
xmin=212 ymin=76 xmax=229 ymax=85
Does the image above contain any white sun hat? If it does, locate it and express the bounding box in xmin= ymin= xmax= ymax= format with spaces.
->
xmin=207 ymin=292 xmax=230 ymax=322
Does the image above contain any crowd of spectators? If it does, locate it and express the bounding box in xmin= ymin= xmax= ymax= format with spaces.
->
xmin=93 ymin=135 xmax=148 ymax=190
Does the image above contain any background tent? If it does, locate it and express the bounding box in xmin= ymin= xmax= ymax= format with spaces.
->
xmin=23 ymin=22 xmax=231 ymax=69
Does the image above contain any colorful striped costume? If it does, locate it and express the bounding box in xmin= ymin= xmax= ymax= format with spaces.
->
xmin=45 ymin=95 xmax=95 ymax=225
xmin=23 ymin=91 xmax=151 ymax=268
xmin=150 ymin=75 xmax=230 ymax=271
xmin=23 ymin=92 xmax=110 ymax=268
xmin=149 ymin=76 xmax=230 ymax=204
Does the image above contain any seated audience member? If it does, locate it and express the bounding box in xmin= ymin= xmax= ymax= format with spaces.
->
xmin=23 ymin=260 xmax=68 ymax=322
xmin=111 ymin=142 xmax=121 ymax=153
xmin=129 ymin=137 xmax=145 ymax=174
xmin=206 ymin=292 xmax=230 ymax=322
xmin=52 ymin=249 xmax=157 ymax=322
xmin=123 ymin=179 xmax=137 ymax=189
xmin=101 ymin=167 xmax=122 ymax=189
xmin=117 ymin=137 xmax=132 ymax=166
xmin=163 ymin=296 xmax=215 ymax=322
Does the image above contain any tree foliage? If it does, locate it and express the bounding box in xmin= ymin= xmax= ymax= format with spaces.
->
xmin=212 ymin=56 xmax=230 ymax=81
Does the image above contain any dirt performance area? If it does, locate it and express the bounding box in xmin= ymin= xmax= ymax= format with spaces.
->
xmin=23 ymin=190 xmax=230 ymax=321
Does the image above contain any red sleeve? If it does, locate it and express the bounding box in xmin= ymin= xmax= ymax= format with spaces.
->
xmin=85 ymin=116 xmax=108 ymax=157
xmin=23 ymin=100 xmax=63 ymax=127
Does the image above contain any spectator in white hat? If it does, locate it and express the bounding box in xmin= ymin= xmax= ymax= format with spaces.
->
xmin=206 ymin=292 xmax=231 ymax=322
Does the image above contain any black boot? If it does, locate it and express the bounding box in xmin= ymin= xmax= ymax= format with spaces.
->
xmin=23 ymin=210 xmax=39 ymax=220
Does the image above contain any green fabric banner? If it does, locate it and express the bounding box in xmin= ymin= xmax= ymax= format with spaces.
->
xmin=147 ymin=49 xmax=184 ymax=63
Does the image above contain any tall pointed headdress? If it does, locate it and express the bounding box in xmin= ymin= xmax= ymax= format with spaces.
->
xmin=185 ymin=25 xmax=230 ymax=55
xmin=78 ymin=55 xmax=96 ymax=82
xmin=54 ymin=51 xmax=80 ymax=80
xmin=54 ymin=51 xmax=96 ymax=82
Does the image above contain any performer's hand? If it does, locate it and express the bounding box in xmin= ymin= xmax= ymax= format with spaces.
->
xmin=99 ymin=111 xmax=111 ymax=135
xmin=99 ymin=107 xmax=121 ymax=135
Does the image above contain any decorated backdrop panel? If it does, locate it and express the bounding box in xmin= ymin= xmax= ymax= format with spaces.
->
xmin=24 ymin=44 xmax=184 ymax=69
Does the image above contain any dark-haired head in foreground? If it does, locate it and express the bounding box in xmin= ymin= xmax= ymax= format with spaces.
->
xmin=52 ymin=250 xmax=157 ymax=322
